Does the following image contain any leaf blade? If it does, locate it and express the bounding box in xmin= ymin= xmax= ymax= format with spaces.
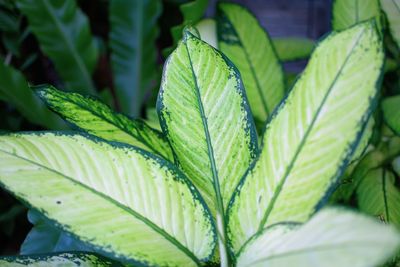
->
xmin=36 ymin=86 xmax=174 ymax=160
xmin=217 ymin=3 xmax=285 ymax=124
xmin=0 ymin=62 xmax=65 ymax=129
xmin=157 ymin=31 xmax=258 ymax=216
xmin=332 ymin=0 xmax=381 ymax=31
xmin=109 ymin=0 xmax=161 ymax=117
xmin=272 ymin=38 xmax=315 ymax=62
xmin=16 ymin=0 xmax=98 ymax=94
xmin=0 ymin=132 xmax=216 ymax=266
xmin=237 ymin=208 xmax=400 ymax=267
xmin=357 ymin=168 xmax=400 ymax=227
xmin=227 ymin=22 xmax=384 ymax=254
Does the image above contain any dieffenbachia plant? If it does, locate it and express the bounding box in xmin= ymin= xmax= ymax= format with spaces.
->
xmin=0 ymin=8 xmax=400 ymax=267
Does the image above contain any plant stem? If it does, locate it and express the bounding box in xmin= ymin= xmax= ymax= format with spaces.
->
xmin=217 ymin=213 xmax=230 ymax=267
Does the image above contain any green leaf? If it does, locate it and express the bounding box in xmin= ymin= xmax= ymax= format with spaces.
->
xmin=381 ymin=0 xmax=400 ymax=48
xmin=217 ymin=3 xmax=285 ymax=125
xmin=332 ymin=0 xmax=381 ymax=31
xmin=236 ymin=208 xmax=400 ymax=267
xmin=0 ymin=252 xmax=121 ymax=266
xmin=382 ymin=96 xmax=400 ymax=135
xmin=157 ymin=31 xmax=258 ymax=217
xmin=21 ymin=210 xmax=91 ymax=255
xmin=0 ymin=62 xmax=65 ymax=129
xmin=272 ymin=38 xmax=315 ymax=62
xmin=16 ymin=0 xmax=98 ymax=94
xmin=196 ymin=18 xmax=218 ymax=48
xmin=0 ymin=133 xmax=216 ymax=266
xmin=227 ymin=22 xmax=384 ymax=255
xmin=357 ymin=168 xmax=400 ymax=227
xmin=109 ymin=0 xmax=161 ymax=117
xmin=163 ymin=0 xmax=208 ymax=56
xmin=36 ymin=86 xmax=174 ymax=161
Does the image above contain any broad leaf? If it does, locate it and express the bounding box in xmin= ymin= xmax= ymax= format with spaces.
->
xmin=381 ymin=0 xmax=400 ymax=47
xmin=332 ymin=0 xmax=381 ymax=31
xmin=0 ymin=61 xmax=65 ymax=129
xmin=157 ymin=28 xmax=258 ymax=218
xmin=0 ymin=133 xmax=216 ymax=266
xmin=237 ymin=208 xmax=400 ymax=267
xmin=272 ymin=38 xmax=315 ymax=62
xmin=109 ymin=0 xmax=161 ymax=117
xmin=217 ymin=3 xmax=285 ymax=125
xmin=227 ymin=22 xmax=384 ymax=254
xmin=36 ymin=86 xmax=173 ymax=160
xmin=382 ymin=95 xmax=400 ymax=135
xmin=0 ymin=252 xmax=121 ymax=266
xmin=357 ymin=168 xmax=400 ymax=227
xmin=16 ymin=0 xmax=98 ymax=94
xmin=21 ymin=210 xmax=90 ymax=255
xmin=157 ymin=30 xmax=258 ymax=217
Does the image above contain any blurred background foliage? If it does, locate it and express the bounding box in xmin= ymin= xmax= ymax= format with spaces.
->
xmin=0 ymin=0 xmax=399 ymax=260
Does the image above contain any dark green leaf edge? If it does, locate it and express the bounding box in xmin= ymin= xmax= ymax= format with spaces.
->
xmin=225 ymin=20 xmax=384 ymax=260
xmin=0 ymin=131 xmax=217 ymax=266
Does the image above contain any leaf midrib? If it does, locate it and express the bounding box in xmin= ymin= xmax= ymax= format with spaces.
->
xmin=41 ymin=0 xmax=95 ymax=94
xmin=183 ymin=37 xmax=224 ymax=215
xmin=0 ymin=148 xmax=201 ymax=265
xmin=250 ymin=27 xmax=367 ymax=248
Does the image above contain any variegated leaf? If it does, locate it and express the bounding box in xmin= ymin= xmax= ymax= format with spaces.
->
xmin=217 ymin=2 xmax=285 ymax=125
xmin=227 ymin=22 xmax=384 ymax=254
xmin=36 ymin=86 xmax=174 ymax=161
xmin=0 ymin=133 xmax=216 ymax=266
xmin=157 ymin=30 xmax=258 ymax=218
xmin=237 ymin=208 xmax=400 ymax=267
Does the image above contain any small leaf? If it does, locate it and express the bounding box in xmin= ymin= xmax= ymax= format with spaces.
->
xmin=0 ymin=252 xmax=121 ymax=266
xmin=0 ymin=133 xmax=216 ymax=266
xmin=272 ymin=37 xmax=315 ymax=61
xmin=237 ymin=208 xmax=400 ymax=267
xmin=36 ymin=86 xmax=174 ymax=160
xmin=357 ymin=168 xmax=400 ymax=227
xmin=382 ymin=95 xmax=400 ymax=135
xmin=109 ymin=0 xmax=162 ymax=117
xmin=16 ymin=0 xmax=98 ymax=94
xmin=227 ymin=22 xmax=384 ymax=254
xmin=217 ymin=3 xmax=285 ymax=125
xmin=332 ymin=0 xmax=381 ymax=31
